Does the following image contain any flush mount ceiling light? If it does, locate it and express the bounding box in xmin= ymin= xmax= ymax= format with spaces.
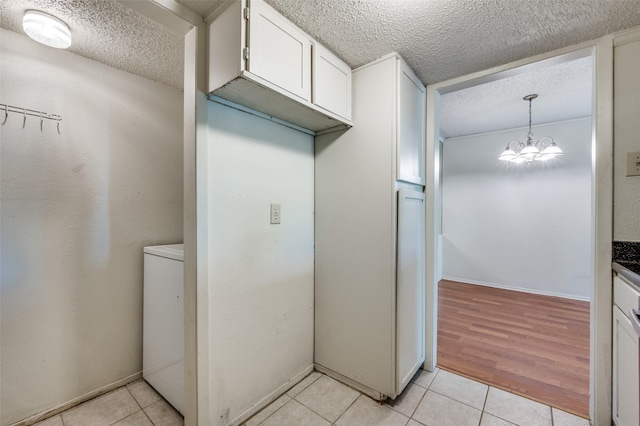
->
xmin=498 ymin=94 xmax=564 ymax=164
xmin=22 ymin=10 xmax=72 ymax=49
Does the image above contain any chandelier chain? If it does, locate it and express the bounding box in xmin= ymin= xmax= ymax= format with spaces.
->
xmin=528 ymin=98 xmax=533 ymax=139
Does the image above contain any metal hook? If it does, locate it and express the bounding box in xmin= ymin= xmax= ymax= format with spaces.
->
xmin=22 ymin=108 xmax=26 ymax=128
xmin=1 ymin=105 xmax=7 ymax=125
xmin=57 ymin=117 xmax=61 ymax=135
xmin=40 ymin=112 xmax=44 ymax=131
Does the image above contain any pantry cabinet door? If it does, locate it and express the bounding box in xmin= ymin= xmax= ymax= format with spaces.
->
xmin=247 ymin=0 xmax=311 ymax=102
xmin=396 ymin=189 xmax=426 ymax=394
xmin=397 ymin=61 xmax=426 ymax=185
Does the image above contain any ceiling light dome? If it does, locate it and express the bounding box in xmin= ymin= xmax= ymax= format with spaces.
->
xmin=23 ymin=10 xmax=71 ymax=49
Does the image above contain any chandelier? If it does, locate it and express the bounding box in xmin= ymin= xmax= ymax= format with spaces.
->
xmin=498 ymin=94 xmax=563 ymax=164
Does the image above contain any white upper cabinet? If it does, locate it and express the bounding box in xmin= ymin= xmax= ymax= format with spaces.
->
xmin=397 ymin=61 xmax=426 ymax=185
xmin=313 ymin=42 xmax=352 ymax=120
xmin=208 ymin=0 xmax=352 ymax=132
xmin=247 ymin=0 xmax=311 ymax=102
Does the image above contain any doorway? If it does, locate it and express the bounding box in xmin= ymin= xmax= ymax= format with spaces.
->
xmin=434 ymin=56 xmax=593 ymax=416
xmin=425 ymin=41 xmax=614 ymax=424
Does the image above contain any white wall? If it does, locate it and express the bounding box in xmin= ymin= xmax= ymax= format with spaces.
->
xmin=614 ymin=39 xmax=640 ymax=242
xmin=206 ymin=102 xmax=314 ymax=425
xmin=0 ymin=29 xmax=183 ymax=425
xmin=442 ymin=118 xmax=593 ymax=300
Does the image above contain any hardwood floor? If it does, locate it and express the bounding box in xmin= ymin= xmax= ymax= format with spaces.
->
xmin=437 ymin=279 xmax=590 ymax=418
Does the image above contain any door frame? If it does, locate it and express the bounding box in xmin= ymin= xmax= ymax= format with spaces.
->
xmin=114 ymin=1 xmax=208 ymax=425
xmin=424 ymin=36 xmax=614 ymax=424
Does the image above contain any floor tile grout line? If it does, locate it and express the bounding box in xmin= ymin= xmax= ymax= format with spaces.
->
xmin=296 ymin=397 xmax=337 ymax=425
xmin=118 ymin=383 xmax=158 ymax=426
xmin=386 ymin=368 xmax=437 ymax=420
xmin=409 ymin=367 xmax=442 ymax=421
xmin=252 ymin=395 xmax=292 ymax=426
xmin=329 ymin=393 xmax=361 ymax=425
xmin=287 ymin=372 xmax=322 ymax=399
xmin=105 ymin=385 xmax=143 ymax=426
xmin=482 ymin=386 xmax=554 ymax=426
xmin=406 ymin=379 xmax=430 ymax=419
xmin=124 ymin=384 xmax=145 ymax=411
xmin=477 ymin=385 xmax=491 ymax=426
xmin=140 ymin=406 xmax=156 ymax=426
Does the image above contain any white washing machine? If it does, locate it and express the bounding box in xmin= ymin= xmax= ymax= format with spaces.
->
xmin=143 ymin=244 xmax=184 ymax=414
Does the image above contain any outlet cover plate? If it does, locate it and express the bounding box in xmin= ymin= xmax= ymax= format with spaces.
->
xmin=270 ymin=203 xmax=281 ymax=224
xmin=627 ymin=151 xmax=640 ymax=177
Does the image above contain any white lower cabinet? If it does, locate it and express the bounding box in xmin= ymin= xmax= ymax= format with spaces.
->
xmin=612 ymin=275 xmax=640 ymax=426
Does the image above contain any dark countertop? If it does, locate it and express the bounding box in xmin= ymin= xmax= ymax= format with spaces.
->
xmin=613 ymin=262 xmax=640 ymax=290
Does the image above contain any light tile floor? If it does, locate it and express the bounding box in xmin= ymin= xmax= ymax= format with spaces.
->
xmin=243 ymin=368 xmax=591 ymax=426
xmin=32 ymin=369 xmax=590 ymax=426
xmin=34 ymin=380 xmax=183 ymax=426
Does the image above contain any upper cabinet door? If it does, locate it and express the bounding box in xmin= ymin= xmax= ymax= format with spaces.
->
xmin=397 ymin=61 xmax=426 ymax=186
xmin=247 ymin=0 xmax=311 ymax=102
xmin=312 ymin=43 xmax=352 ymax=121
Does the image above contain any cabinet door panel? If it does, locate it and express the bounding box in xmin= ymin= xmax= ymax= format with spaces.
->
xmin=397 ymin=61 xmax=426 ymax=185
xmin=396 ymin=189 xmax=426 ymax=394
xmin=613 ymin=306 xmax=640 ymax=426
xmin=313 ymin=43 xmax=352 ymax=120
xmin=248 ymin=0 xmax=311 ymax=101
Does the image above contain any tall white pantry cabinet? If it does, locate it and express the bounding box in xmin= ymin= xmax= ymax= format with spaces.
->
xmin=315 ymin=53 xmax=427 ymax=399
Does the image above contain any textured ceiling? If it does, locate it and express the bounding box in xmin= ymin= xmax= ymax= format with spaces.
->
xmin=0 ymin=0 xmax=638 ymax=131
xmin=0 ymin=0 xmax=185 ymax=89
xmin=178 ymin=0 xmax=634 ymax=133
xmin=181 ymin=0 xmax=640 ymax=85
xmin=440 ymin=57 xmax=593 ymax=138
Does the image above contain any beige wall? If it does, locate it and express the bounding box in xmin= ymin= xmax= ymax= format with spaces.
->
xmin=205 ymin=101 xmax=314 ymax=426
xmin=443 ymin=119 xmax=593 ymax=300
xmin=614 ymin=37 xmax=640 ymax=242
xmin=0 ymin=29 xmax=183 ymax=425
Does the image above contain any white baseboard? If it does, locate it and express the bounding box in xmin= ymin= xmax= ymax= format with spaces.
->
xmin=228 ymin=364 xmax=314 ymax=426
xmin=11 ymin=372 xmax=143 ymax=426
xmin=442 ymin=276 xmax=591 ymax=302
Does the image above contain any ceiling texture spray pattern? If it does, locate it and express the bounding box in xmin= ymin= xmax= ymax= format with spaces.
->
xmin=258 ymin=0 xmax=640 ymax=85
xmin=440 ymin=56 xmax=593 ymax=138
xmin=0 ymin=0 xmax=185 ymax=89
xmin=2 ymin=0 xmax=640 ymax=114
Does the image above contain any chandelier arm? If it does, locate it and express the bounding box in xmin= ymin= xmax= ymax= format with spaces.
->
xmin=506 ymin=140 xmax=524 ymax=151
xmin=537 ymin=136 xmax=554 ymax=146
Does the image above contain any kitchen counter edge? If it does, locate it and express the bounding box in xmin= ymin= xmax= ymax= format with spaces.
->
xmin=613 ymin=262 xmax=640 ymax=291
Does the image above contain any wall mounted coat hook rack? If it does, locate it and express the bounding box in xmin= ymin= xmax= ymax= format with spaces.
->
xmin=0 ymin=103 xmax=63 ymax=133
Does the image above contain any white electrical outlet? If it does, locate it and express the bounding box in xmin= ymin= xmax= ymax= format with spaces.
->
xmin=627 ymin=151 xmax=640 ymax=177
xmin=270 ymin=203 xmax=281 ymax=224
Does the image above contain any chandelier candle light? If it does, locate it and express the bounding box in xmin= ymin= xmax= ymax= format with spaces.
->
xmin=498 ymin=94 xmax=563 ymax=164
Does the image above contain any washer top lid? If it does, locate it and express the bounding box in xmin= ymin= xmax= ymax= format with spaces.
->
xmin=144 ymin=244 xmax=184 ymax=261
